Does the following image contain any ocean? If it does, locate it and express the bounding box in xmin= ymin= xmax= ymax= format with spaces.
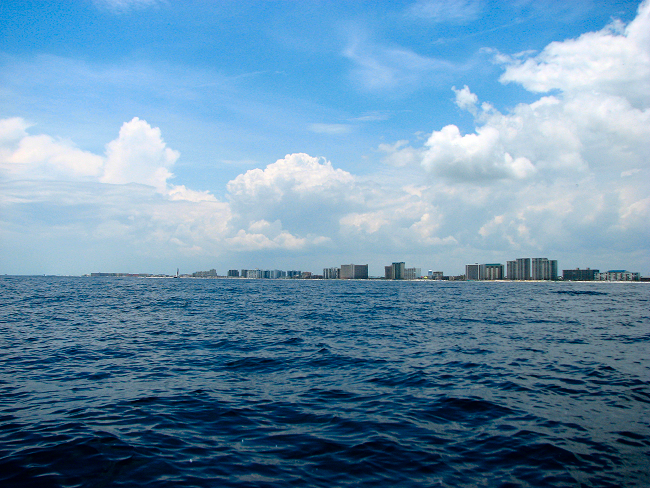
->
xmin=0 ymin=276 xmax=648 ymax=487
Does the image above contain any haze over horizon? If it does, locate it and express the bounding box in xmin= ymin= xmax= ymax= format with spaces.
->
xmin=1 ymin=0 xmax=649 ymax=276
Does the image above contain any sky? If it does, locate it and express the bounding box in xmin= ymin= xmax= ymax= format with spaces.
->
xmin=1 ymin=0 xmax=649 ymax=277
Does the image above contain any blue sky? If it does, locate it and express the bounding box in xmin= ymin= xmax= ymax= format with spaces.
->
xmin=1 ymin=0 xmax=648 ymax=276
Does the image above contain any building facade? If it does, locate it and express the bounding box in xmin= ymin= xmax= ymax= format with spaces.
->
xmin=404 ymin=267 xmax=422 ymax=280
xmin=562 ymin=268 xmax=599 ymax=281
xmin=516 ymin=258 xmax=531 ymax=280
xmin=465 ymin=264 xmax=480 ymax=281
xmin=340 ymin=264 xmax=368 ymax=279
xmin=385 ymin=262 xmax=405 ymax=279
xmin=481 ymin=263 xmax=504 ymax=280
xmin=596 ymin=270 xmax=640 ymax=281
xmin=323 ymin=267 xmax=340 ymax=279
xmin=531 ymin=258 xmax=558 ymax=280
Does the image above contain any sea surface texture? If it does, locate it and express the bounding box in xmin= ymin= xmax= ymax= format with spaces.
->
xmin=0 ymin=277 xmax=649 ymax=487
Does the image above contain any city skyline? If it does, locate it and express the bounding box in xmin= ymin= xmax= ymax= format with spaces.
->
xmin=1 ymin=1 xmax=649 ymax=276
xmin=82 ymin=255 xmax=644 ymax=280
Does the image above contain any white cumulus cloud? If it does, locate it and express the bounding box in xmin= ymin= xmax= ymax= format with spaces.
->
xmin=499 ymin=0 xmax=650 ymax=107
xmin=0 ymin=118 xmax=104 ymax=179
xmin=102 ymin=117 xmax=179 ymax=192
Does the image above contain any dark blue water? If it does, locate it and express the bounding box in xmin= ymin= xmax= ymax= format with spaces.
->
xmin=1 ymin=277 xmax=649 ymax=487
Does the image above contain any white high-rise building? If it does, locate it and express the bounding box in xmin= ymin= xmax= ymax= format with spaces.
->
xmin=323 ymin=267 xmax=340 ymax=279
xmin=404 ymin=268 xmax=421 ymax=280
xmin=531 ymin=258 xmax=558 ymax=280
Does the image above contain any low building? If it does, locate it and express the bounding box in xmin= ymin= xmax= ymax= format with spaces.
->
xmin=562 ymin=268 xmax=598 ymax=281
xmin=192 ymin=269 xmax=217 ymax=277
xmin=596 ymin=270 xmax=640 ymax=281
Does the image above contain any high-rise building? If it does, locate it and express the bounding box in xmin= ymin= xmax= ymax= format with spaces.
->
xmin=385 ymin=265 xmax=394 ymax=280
xmin=323 ymin=267 xmax=340 ymax=279
xmin=516 ymin=258 xmax=531 ymax=280
xmin=385 ymin=262 xmax=406 ymax=279
xmin=227 ymin=269 xmax=239 ymax=277
xmin=506 ymin=260 xmax=517 ymax=280
xmin=404 ymin=268 xmax=421 ymax=280
xmin=340 ymin=264 xmax=368 ymax=279
xmin=481 ymin=264 xmax=504 ymax=280
xmin=465 ymin=264 xmax=480 ymax=280
xmin=531 ymin=258 xmax=558 ymax=280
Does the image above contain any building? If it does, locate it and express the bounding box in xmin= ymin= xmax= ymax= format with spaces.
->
xmin=596 ymin=270 xmax=640 ymax=281
xmin=531 ymin=258 xmax=558 ymax=280
xmin=562 ymin=268 xmax=599 ymax=281
xmin=323 ymin=267 xmax=340 ymax=279
xmin=481 ymin=263 xmax=504 ymax=280
xmin=385 ymin=262 xmax=405 ymax=280
xmin=465 ymin=264 xmax=480 ymax=281
xmin=431 ymin=271 xmax=444 ymax=280
xmin=404 ymin=267 xmax=422 ymax=280
xmin=340 ymin=264 xmax=368 ymax=279
xmin=506 ymin=258 xmax=532 ymax=280
xmin=227 ymin=269 xmax=239 ymax=277
xmin=241 ymin=269 xmax=262 ymax=279
xmin=516 ymin=258 xmax=531 ymax=280
xmin=192 ymin=269 xmax=217 ymax=277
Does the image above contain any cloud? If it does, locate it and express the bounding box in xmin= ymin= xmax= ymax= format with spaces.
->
xmin=378 ymin=140 xmax=423 ymax=167
xmin=308 ymin=123 xmax=353 ymax=135
xmin=349 ymin=112 xmax=390 ymax=122
xmin=498 ymin=0 xmax=650 ymax=107
xmin=421 ymin=123 xmax=536 ymax=181
xmin=453 ymin=85 xmax=478 ymax=114
xmin=363 ymin=3 xmax=650 ymax=266
xmin=225 ymin=153 xmax=359 ymax=239
xmin=1 ymin=117 xmax=184 ymax=193
xmin=407 ymin=0 xmax=482 ymax=24
xmin=101 ymin=117 xmax=179 ymax=192
xmin=0 ymin=118 xmax=104 ymax=179
xmin=92 ymin=0 xmax=163 ymax=13
xmin=227 ymin=153 xmax=355 ymax=203
xmin=343 ymin=32 xmax=454 ymax=93
xmin=224 ymin=220 xmax=318 ymax=252
xmin=3 ymin=0 xmax=650 ymax=274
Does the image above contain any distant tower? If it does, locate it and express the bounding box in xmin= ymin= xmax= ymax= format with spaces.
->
xmin=176 ymin=268 xmax=179 ymax=278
